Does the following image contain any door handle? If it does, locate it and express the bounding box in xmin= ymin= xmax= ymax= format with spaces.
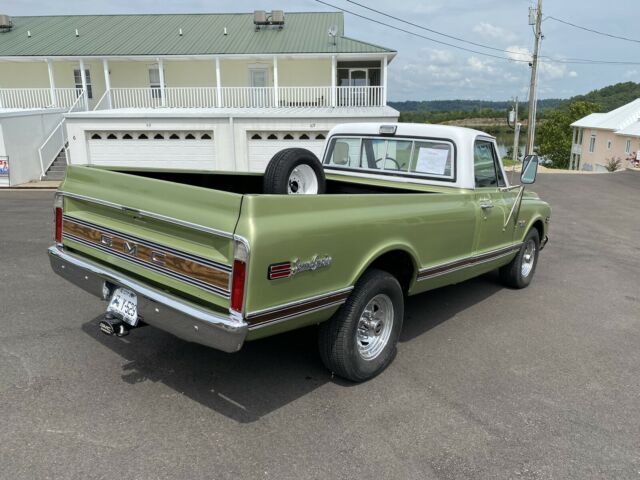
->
xmin=480 ymin=202 xmax=494 ymax=210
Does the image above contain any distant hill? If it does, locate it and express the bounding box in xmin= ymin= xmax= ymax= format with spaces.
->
xmin=567 ymin=81 xmax=640 ymax=112
xmin=389 ymin=99 xmax=562 ymax=113
xmin=390 ymin=82 xmax=640 ymax=122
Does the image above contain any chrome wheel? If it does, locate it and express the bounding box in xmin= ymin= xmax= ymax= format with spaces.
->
xmin=287 ymin=164 xmax=318 ymax=194
xmin=521 ymin=239 xmax=536 ymax=277
xmin=356 ymin=294 xmax=394 ymax=361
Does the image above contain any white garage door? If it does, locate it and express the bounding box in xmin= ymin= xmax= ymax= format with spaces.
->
xmin=87 ymin=131 xmax=216 ymax=169
xmin=247 ymin=131 xmax=327 ymax=172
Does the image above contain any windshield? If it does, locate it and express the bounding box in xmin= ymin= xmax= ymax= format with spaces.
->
xmin=324 ymin=136 xmax=455 ymax=180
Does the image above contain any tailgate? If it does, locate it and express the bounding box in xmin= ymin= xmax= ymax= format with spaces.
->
xmin=59 ymin=166 xmax=242 ymax=310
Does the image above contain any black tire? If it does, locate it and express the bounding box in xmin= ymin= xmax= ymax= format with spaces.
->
xmin=499 ymin=228 xmax=540 ymax=289
xmin=263 ymin=148 xmax=326 ymax=195
xmin=318 ymin=269 xmax=404 ymax=382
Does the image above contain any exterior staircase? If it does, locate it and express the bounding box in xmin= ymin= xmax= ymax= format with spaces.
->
xmin=41 ymin=147 xmax=67 ymax=181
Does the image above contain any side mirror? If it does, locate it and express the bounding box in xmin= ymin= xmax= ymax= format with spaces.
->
xmin=521 ymin=155 xmax=539 ymax=184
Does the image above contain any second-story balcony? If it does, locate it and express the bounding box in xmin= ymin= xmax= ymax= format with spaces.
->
xmin=0 ymin=85 xmax=386 ymax=111
xmin=92 ymin=85 xmax=385 ymax=110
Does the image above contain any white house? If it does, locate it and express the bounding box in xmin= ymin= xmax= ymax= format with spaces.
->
xmin=569 ymin=99 xmax=640 ymax=171
xmin=0 ymin=11 xmax=399 ymax=184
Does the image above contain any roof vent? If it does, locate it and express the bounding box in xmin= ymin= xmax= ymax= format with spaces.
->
xmin=0 ymin=14 xmax=12 ymax=32
xmin=254 ymin=10 xmax=268 ymax=25
xmin=271 ymin=10 xmax=285 ymax=25
xmin=254 ymin=10 xmax=285 ymax=30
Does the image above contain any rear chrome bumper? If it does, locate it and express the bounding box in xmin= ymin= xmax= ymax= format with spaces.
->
xmin=48 ymin=246 xmax=248 ymax=353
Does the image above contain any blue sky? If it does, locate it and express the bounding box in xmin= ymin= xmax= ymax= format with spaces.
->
xmin=3 ymin=0 xmax=639 ymax=101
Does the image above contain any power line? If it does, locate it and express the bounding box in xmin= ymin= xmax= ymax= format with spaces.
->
xmin=546 ymin=16 xmax=640 ymax=44
xmin=314 ymin=0 xmax=531 ymax=63
xmin=344 ymin=0 xmax=530 ymax=57
xmin=317 ymin=0 xmax=640 ymax=66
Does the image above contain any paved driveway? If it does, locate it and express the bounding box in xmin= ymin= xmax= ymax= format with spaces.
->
xmin=1 ymin=171 xmax=639 ymax=479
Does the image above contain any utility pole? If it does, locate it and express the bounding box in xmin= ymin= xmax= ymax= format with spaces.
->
xmin=512 ymin=96 xmax=521 ymax=164
xmin=526 ymin=0 xmax=542 ymax=155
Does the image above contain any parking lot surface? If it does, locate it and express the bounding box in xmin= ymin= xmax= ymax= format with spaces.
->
xmin=1 ymin=171 xmax=639 ymax=479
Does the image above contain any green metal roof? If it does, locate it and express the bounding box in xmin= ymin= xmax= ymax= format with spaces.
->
xmin=0 ymin=12 xmax=395 ymax=57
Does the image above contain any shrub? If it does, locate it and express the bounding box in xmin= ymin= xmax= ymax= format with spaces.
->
xmin=603 ymin=157 xmax=622 ymax=172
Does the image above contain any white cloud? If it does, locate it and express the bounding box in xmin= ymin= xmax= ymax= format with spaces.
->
xmin=427 ymin=49 xmax=455 ymax=65
xmin=540 ymin=61 xmax=569 ymax=80
xmin=569 ymin=71 xmax=578 ymax=78
xmin=472 ymin=22 xmax=517 ymax=42
xmin=467 ymin=56 xmax=495 ymax=73
xmin=506 ymin=45 xmax=532 ymax=63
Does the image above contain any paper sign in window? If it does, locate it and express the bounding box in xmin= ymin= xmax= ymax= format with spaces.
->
xmin=416 ymin=148 xmax=449 ymax=175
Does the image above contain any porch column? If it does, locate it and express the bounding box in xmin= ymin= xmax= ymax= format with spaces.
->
xmin=102 ymin=59 xmax=112 ymax=109
xmin=570 ymin=127 xmax=577 ymax=169
xmin=331 ymin=55 xmax=337 ymax=107
xmin=273 ymin=56 xmax=279 ymax=108
xmin=382 ymin=56 xmax=388 ymax=107
xmin=46 ymin=59 xmax=57 ymax=107
xmin=158 ymin=58 xmax=166 ymax=107
xmin=79 ymin=59 xmax=88 ymax=110
xmin=215 ymin=57 xmax=222 ymax=107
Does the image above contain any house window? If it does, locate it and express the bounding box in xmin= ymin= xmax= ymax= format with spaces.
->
xmin=625 ymin=139 xmax=631 ymax=154
xmin=589 ymin=135 xmax=596 ymax=153
xmin=607 ymin=140 xmax=612 ymax=150
xmin=73 ymin=68 xmax=92 ymax=99
xmin=337 ymin=61 xmax=381 ymax=87
xmin=149 ymin=64 xmax=165 ymax=99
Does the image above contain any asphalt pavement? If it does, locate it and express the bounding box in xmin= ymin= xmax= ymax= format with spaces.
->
xmin=1 ymin=171 xmax=639 ymax=479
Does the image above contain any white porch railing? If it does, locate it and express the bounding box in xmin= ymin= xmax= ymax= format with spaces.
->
xmin=278 ymin=87 xmax=332 ymax=107
xmin=38 ymin=91 xmax=86 ymax=177
xmin=337 ymin=86 xmax=384 ymax=107
xmin=220 ymin=87 xmax=274 ymax=108
xmin=92 ymin=86 xmax=385 ymax=109
xmin=571 ymin=144 xmax=582 ymax=155
xmin=0 ymin=88 xmax=84 ymax=109
xmin=105 ymin=87 xmax=219 ymax=109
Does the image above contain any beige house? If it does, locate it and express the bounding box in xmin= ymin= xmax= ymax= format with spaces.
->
xmin=0 ymin=11 xmax=399 ymax=184
xmin=570 ymin=99 xmax=640 ymax=171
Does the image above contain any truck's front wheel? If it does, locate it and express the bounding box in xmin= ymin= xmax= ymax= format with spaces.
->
xmin=318 ymin=269 xmax=404 ymax=382
xmin=499 ymin=228 xmax=540 ymax=289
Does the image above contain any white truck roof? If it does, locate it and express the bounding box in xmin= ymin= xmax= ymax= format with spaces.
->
xmin=326 ymin=122 xmax=507 ymax=190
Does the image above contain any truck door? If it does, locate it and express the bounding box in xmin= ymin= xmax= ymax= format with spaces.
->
xmin=473 ymin=138 xmax=518 ymax=255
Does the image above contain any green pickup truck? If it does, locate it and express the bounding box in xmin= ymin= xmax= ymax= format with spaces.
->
xmin=49 ymin=123 xmax=550 ymax=382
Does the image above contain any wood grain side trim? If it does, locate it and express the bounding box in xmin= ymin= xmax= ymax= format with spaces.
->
xmin=62 ymin=216 xmax=230 ymax=295
xmin=247 ymin=288 xmax=353 ymax=329
xmin=417 ymin=243 xmax=522 ymax=281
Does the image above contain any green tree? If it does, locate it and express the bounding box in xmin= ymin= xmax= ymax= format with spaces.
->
xmin=537 ymin=101 xmax=599 ymax=169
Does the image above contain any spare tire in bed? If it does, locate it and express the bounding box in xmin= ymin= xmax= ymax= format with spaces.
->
xmin=263 ymin=148 xmax=326 ymax=195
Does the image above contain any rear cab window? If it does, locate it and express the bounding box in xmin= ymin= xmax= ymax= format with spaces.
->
xmin=324 ymin=135 xmax=455 ymax=181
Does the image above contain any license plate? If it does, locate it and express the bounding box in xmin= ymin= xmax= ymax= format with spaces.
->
xmin=107 ymin=288 xmax=138 ymax=326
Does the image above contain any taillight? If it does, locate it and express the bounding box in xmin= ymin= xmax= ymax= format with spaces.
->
xmin=54 ymin=194 xmax=63 ymax=244
xmin=230 ymin=240 xmax=249 ymax=314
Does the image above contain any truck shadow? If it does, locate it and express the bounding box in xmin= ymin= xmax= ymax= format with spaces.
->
xmin=400 ymin=271 xmax=504 ymax=343
xmin=81 ymin=271 xmax=504 ymax=423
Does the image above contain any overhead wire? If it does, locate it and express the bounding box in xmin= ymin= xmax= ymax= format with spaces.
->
xmin=315 ymin=0 xmax=640 ymax=66
xmin=545 ymin=15 xmax=640 ymax=44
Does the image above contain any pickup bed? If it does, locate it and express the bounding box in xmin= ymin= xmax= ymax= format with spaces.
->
xmin=49 ymin=123 xmax=550 ymax=382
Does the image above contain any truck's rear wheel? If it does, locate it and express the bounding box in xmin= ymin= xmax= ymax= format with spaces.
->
xmin=499 ymin=228 xmax=540 ymax=289
xmin=318 ymin=269 xmax=404 ymax=382
xmin=263 ymin=148 xmax=326 ymax=195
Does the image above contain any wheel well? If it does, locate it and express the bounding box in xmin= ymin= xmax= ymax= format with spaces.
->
xmin=368 ymin=250 xmax=415 ymax=294
xmin=531 ymin=219 xmax=544 ymax=241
